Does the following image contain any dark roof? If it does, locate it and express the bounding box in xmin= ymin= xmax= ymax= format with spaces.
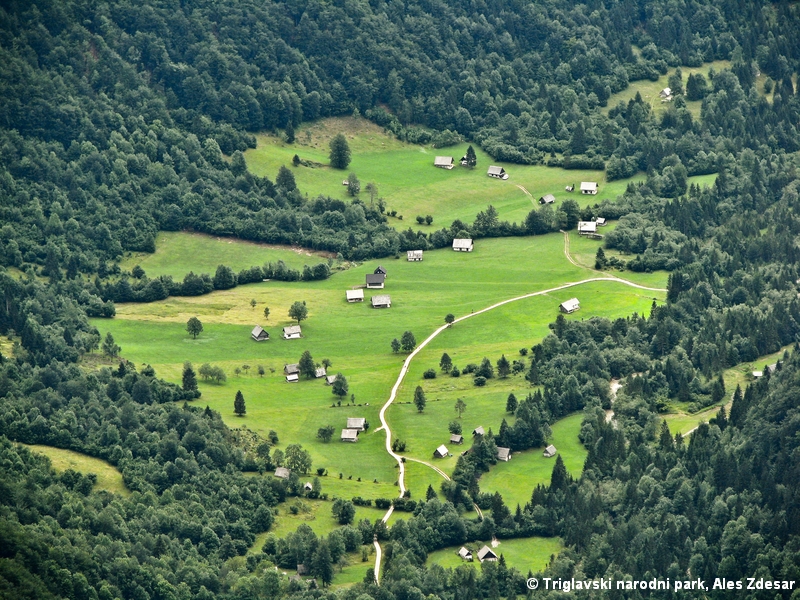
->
xmin=366 ymin=273 xmax=385 ymax=285
xmin=450 ymin=434 xmax=463 ymax=444
xmin=374 ymin=266 xmax=387 ymax=275
xmin=284 ymin=363 xmax=300 ymax=374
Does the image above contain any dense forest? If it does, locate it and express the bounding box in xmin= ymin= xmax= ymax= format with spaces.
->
xmin=2 ymin=0 xmax=800 ymax=597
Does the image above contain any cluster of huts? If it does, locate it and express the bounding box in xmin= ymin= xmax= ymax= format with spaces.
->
xmin=433 ymin=156 xmax=508 ymax=180
xmin=432 ymin=426 xmax=557 ymax=463
xmin=456 ymin=545 xmax=498 ymax=563
xmin=249 ymin=324 xmax=303 ymax=342
xmin=340 ymin=417 xmax=367 ymax=442
xmin=346 ymin=265 xmax=392 ymax=308
xmin=283 ymin=362 xmax=328 ymax=383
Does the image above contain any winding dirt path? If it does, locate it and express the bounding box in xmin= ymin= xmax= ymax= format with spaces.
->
xmin=372 ymin=271 xmax=666 ymax=581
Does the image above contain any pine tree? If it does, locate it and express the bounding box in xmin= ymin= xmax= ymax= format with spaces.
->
xmin=329 ymin=134 xmax=351 ymax=169
xmin=299 ymin=350 xmax=316 ymax=379
xmin=276 ymin=165 xmax=296 ymax=191
xmin=497 ymin=355 xmax=510 ymax=378
xmin=439 ymin=352 xmax=452 ymax=372
xmin=312 ymin=541 xmax=334 ymax=586
xmin=506 ymin=393 xmax=518 ymax=414
xmin=391 ymin=338 xmax=400 ymax=353
xmin=234 ymin=390 xmax=246 ymax=416
xmin=332 ymin=373 xmax=349 ymax=398
xmin=182 ymin=362 xmax=197 ymax=392
xmin=426 ymin=484 xmax=436 ymax=500
xmin=550 ymin=454 xmax=569 ymax=490
xmin=465 ymin=145 xmax=477 ymax=168
xmin=729 ymin=384 xmax=745 ymax=426
xmin=595 ymin=247 xmax=607 ymax=269
xmin=401 ymin=331 xmax=417 ymax=352
xmin=285 ymin=122 xmax=295 ymax=143
xmin=413 ymin=386 xmax=426 ymax=413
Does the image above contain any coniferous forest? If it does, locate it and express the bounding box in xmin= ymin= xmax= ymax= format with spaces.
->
xmin=1 ymin=0 xmax=800 ymax=598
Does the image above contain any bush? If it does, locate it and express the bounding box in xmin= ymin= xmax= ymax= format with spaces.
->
xmin=450 ymin=368 xmax=460 ymax=377
xmin=474 ymin=376 xmax=487 ymax=387
xmin=374 ymin=498 xmax=392 ymax=509
xmin=463 ymin=363 xmax=478 ymax=374
xmin=423 ymin=369 xmax=436 ymax=379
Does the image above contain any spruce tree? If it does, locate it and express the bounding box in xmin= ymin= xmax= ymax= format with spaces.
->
xmin=595 ymin=247 xmax=607 ymax=269
xmin=312 ymin=541 xmax=334 ymax=586
xmin=497 ymin=355 xmax=510 ymax=378
xmin=234 ymin=390 xmax=246 ymax=416
xmin=439 ymin=352 xmax=452 ymax=372
xmin=182 ymin=362 xmax=197 ymax=392
xmin=549 ymin=454 xmax=569 ymax=490
xmin=413 ymin=386 xmax=427 ymax=412
xmin=465 ymin=145 xmax=477 ymax=168
xmin=506 ymin=393 xmax=518 ymax=414
xmin=299 ymin=350 xmax=316 ymax=379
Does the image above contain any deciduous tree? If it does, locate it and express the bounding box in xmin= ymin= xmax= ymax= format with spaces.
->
xmin=414 ymin=386 xmax=427 ymax=412
xmin=289 ymin=301 xmax=308 ymax=324
xmin=186 ymin=317 xmax=203 ymax=339
xmin=329 ymin=134 xmax=351 ymax=169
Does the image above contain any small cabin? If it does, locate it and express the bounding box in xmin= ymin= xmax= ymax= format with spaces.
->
xmin=497 ymin=447 xmax=511 ymax=462
xmin=371 ymin=294 xmax=392 ymax=309
xmin=595 ymin=217 xmax=607 ymax=226
xmin=660 ymin=87 xmax=672 ymax=100
xmin=347 ymin=418 xmax=367 ymax=431
xmin=452 ymin=238 xmax=474 ymax=252
xmin=366 ymin=273 xmax=385 ymax=289
xmin=433 ymin=444 xmax=449 ymax=458
xmin=303 ymin=482 xmax=313 ymax=492
xmin=286 ymin=373 xmax=299 ymax=383
xmin=346 ymin=289 xmax=364 ymax=302
xmin=472 ymin=426 xmax=485 ymax=436
xmin=284 ymin=364 xmax=300 ymax=376
xmin=580 ymin=181 xmax=598 ymax=195
xmin=565 ymin=184 xmax=575 ymax=192
xmin=283 ymin=325 xmax=302 ymax=339
xmin=314 ymin=366 xmax=327 ymax=379
xmin=544 ymin=444 xmax=557 ymax=458
xmin=487 ymin=165 xmax=508 ymax=180
xmin=458 ymin=547 xmax=473 ymax=561
xmin=477 ymin=546 xmax=498 ymax=562
xmin=251 ymin=325 xmax=270 ymax=341
xmin=341 ymin=429 xmax=359 ymax=442
xmin=450 ymin=434 xmax=464 ymax=445
xmin=407 ymin=250 xmax=423 ymax=261
xmin=374 ymin=265 xmax=387 ymax=276
xmin=275 ymin=467 xmax=291 ymax=479
xmin=577 ymin=221 xmax=598 ymax=235
xmin=539 ymin=194 xmax=556 ymax=205
xmin=560 ymin=298 xmax=580 ymax=313
xmin=434 ymin=156 xmax=455 ymax=169
xmin=325 ymin=374 xmax=337 ymax=385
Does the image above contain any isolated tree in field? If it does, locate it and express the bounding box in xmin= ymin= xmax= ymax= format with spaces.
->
xmin=257 ymin=365 xmax=265 ymax=377
xmin=506 ymin=393 xmax=518 ymax=414
xmin=284 ymin=444 xmax=312 ymax=473
xmin=365 ymin=181 xmax=378 ymax=205
xmin=401 ymin=331 xmax=417 ymax=352
xmin=329 ymin=134 xmax=351 ymax=169
xmin=186 ymin=317 xmax=203 ymax=339
xmin=263 ymin=306 xmax=270 ymax=320
xmin=182 ymin=362 xmax=198 ymax=392
xmin=455 ymin=398 xmax=466 ymax=419
xmin=276 ymin=165 xmax=297 ymax=191
xmin=234 ymin=390 xmax=246 ymax=416
xmin=242 ymin=364 xmax=250 ymax=375
xmin=595 ymin=247 xmax=608 ymax=270
xmin=332 ymin=498 xmax=356 ymax=525
xmin=285 ymin=122 xmax=295 ymax=143
xmin=445 ymin=314 xmax=455 ymax=325
xmin=413 ymin=386 xmax=427 ymax=413
xmin=317 ymin=425 xmax=335 ymax=442
xmin=288 ymin=301 xmax=308 ymax=324
xmin=250 ymin=299 xmax=257 ymax=309
xmin=299 ymin=350 xmax=316 ymax=379
xmin=322 ymin=358 xmax=332 ymax=369
xmin=332 ymin=373 xmax=349 ymax=398
xmin=391 ymin=338 xmax=401 ymax=353
xmin=425 ymin=215 xmax=433 ymax=225
xmin=346 ymin=172 xmax=360 ymax=196
xmin=497 ymin=355 xmax=510 ymax=378
xmin=440 ymin=352 xmax=453 ymax=372
xmin=102 ymin=332 xmax=120 ymax=358
xmin=464 ymin=145 xmax=477 ymax=168
xmin=292 ymin=154 xmax=301 ymax=167
xmin=449 ymin=420 xmax=462 ymax=434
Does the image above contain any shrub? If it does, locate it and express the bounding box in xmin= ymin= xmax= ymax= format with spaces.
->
xmin=463 ymin=363 xmax=478 ymax=374
xmin=374 ymin=498 xmax=392 ymax=509
xmin=474 ymin=376 xmax=487 ymax=386
xmin=450 ymin=368 xmax=460 ymax=377
xmin=423 ymin=369 xmax=436 ymax=379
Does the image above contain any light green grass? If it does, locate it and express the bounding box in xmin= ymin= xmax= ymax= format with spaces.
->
xmin=119 ymin=231 xmax=334 ymax=280
xmin=245 ymin=117 xmax=646 ymax=231
xmin=94 ymin=234 xmax=664 ymax=487
xmin=663 ymin=344 xmax=793 ymax=436
xmin=604 ymin=60 xmax=731 ymax=119
xmin=426 ymin=537 xmax=562 ymax=573
xmin=22 ymin=444 xmax=129 ymax=496
xmin=477 ymin=413 xmax=588 ymax=511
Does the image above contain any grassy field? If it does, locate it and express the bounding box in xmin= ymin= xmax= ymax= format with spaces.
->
xmin=604 ymin=60 xmax=731 ymax=119
xmin=22 ymin=444 xmax=129 ymax=496
xmin=94 ymin=231 xmax=666 ymax=492
xmin=245 ymin=117 xmax=646 ymax=231
xmin=477 ymin=413 xmax=588 ymax=511
xmin=119 ymin=231 xmax=335 ymax=280
xmin=426 ymin=536 xmax=562 ymax=573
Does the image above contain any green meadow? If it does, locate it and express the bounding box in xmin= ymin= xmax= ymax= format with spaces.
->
xmin=95 ymin=233 xmax=666 ymax=493
xmin=23 ymin=444 xmax=129 ymax=496
xmin=119 ymin=231 xmax=334 ymax=280
xmin=245 ymin=117 xmax=646 ymax=231
xmin=426 ymin=536 xmax=562 ymax=573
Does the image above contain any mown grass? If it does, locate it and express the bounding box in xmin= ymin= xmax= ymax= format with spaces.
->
xmin=23 ymin=444 xmax=129 ymax=496
xmin=119 ymin=231 xmax=335 ymax=280
xmin=95 ymin=233 xmax=665 ymax=488
xmin=604 ymin=60 xmax=732 ymax=119
xmin=245 ymin=117 xmax=647 ymax=231
xmin=426 ymin=536 xmax=562 ymax=573
xmin=477 ymin=413 xmax=588 ymax=511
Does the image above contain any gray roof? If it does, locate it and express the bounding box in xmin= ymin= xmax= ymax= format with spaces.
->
xmin=497 ymin=447 xmax=511 ymax=460
xmin=544 ymin=444 xmax=557 ymax=457
xmin=284 ymin=363 xmax=299 ymax=374
xmin=283 ymin=325 xmax=302 ymax=336
xmin=487 ymin=165 xmax=505 ymax=175
xmin=371 ymin=294 xmax=391 ymax=307
xmin=347 ymin=418 xmax=366 ymax=430
xmin=458 ymin=547 xmax=472 ymax=559
xmin=453 ymin=238 xmax=473 ymax=249
xmin=341 ymin=429 xmax=359 ymax=441
xmin=286 ymin=373 xmax=299 ymax=382
xmin=578 ymin=221 xmax=597 ymax=233
xmin=366 ymin=273 xmax=385 ymax=285
xmin=450 ymin=434 xmax=463 ymax=444
xmin=580 ymin=181 xmax=598 ymax=192
xmin=540 ymin=194 xmax=556 ymax=204
xmin=374 ymin=265 xmax=387 ymax=275
xmin=434 ymin=444 xmax=449 ymax=457
xmin=326 ymin=374 xmax=337 ymax=384
xmin=434 ymin=156 xmax=454 ymax=166
xmin=275 ymin=467 xmax=291 ymax=479
xmin=346 ymin=289 xmax=364 ymax=300
xmin=560 ymin=298 xmax=580 ymax=312
xmin=407 ymin=250 xmax=423 ymax=259
xmin=315 ymin=366 xmax=327 ymax=378
xmin=472 ymin=426 xmax=485 ymax=436
xmin=251 ymin=325 xmax=269 ymax=339
xmin=477 ymin=545 xmax=497 ymax=561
